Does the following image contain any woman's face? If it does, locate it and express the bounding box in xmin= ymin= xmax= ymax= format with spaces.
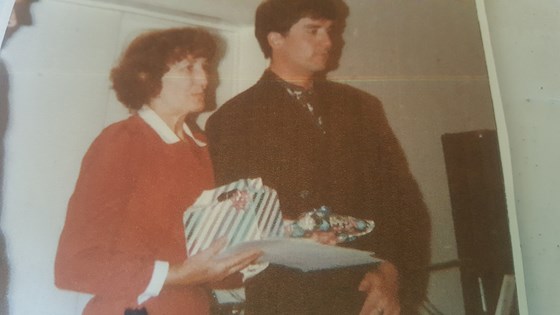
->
xmin=155 ymin=56 xmax=209 ymax=117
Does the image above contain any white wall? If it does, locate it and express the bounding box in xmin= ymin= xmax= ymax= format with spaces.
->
xmin=2 ymin=2 xmax=122 ymax=314
xmin=482 ymin=1 xmax=560 ymax=313
xmin=0 ymin=1 xmax=246 ymax=313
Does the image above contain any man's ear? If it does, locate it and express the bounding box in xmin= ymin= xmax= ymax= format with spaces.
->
xmin=267 ymin=32 xmax=284 ymax=49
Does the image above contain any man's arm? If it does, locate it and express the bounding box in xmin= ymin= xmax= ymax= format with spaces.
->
xmin=354 ymin=90 xmax=431 ymax=314
xmin=359 ymin=261 xmax=401 ymax=315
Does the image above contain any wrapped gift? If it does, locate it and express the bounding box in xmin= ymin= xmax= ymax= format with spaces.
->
xmin=183 ymin=178 xmax=285 ymax=255
xmin=285 ymin=205 xmax=375 ymax=243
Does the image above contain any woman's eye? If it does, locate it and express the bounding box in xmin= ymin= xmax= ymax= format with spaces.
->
xmin=176 ymin=66 xmax=191 ymax=75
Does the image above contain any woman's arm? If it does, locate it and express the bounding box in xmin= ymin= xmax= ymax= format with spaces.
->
xmin=55 ymin=126 xmax=154 ymax=299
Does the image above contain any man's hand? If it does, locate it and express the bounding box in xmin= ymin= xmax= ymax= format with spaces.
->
xmin=309 ymin=231 xmax=337 ymax=245
xmin=358 ymin=261 xmax=401 ymax=315
xmin=165 ymin=237 xmax=262 ymax=287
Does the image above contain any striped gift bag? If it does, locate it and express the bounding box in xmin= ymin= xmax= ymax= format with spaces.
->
xmin=183 ymin=178 xmax=285 ymax=256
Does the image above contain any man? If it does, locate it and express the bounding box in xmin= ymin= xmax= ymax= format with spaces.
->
xmin=206 ymin=0 xmax=431 ymax=314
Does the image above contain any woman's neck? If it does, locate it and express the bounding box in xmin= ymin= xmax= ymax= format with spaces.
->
xmin=147 ymin=103 xmax=187 ymax=140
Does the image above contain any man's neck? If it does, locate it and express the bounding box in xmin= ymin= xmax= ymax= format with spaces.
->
xmin=269 ymin=64 xmax=314 ymax=90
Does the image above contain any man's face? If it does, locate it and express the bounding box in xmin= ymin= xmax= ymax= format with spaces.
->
xmin=272 ymin=17 xmax=334 ymax=77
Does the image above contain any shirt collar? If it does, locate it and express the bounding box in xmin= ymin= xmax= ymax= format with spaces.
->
xmin=138 ymin=105 xmax=207 ymax=147
xmin=265 ymin=69 xmax=314 ymax=94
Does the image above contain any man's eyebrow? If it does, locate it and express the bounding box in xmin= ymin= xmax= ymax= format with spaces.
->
xmin=303 ymin=22 xmax=332 ymax=29
xmin=303 ymin=23 xmax=322 ymax=28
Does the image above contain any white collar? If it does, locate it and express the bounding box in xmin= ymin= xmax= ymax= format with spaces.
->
xmin=138 ymin=105 xmax=206 ymax=147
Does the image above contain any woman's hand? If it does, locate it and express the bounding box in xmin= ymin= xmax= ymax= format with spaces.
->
xmin=164 ymin=237 xmax=262 ymax=287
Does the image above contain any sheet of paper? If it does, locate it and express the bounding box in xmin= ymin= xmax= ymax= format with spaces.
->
xmin=220 ymin=238 xmax=381 ymax=272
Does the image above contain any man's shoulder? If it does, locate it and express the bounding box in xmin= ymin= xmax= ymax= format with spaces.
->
xmin=223 ymin=76 xmax=280 ymax=107
xmin=207 ymin=78 xmax=277 ymax=127
xmin=317 ymin=80 xmax=384 ymax=116
xmin=220 ymin=83 xmax=262 ymax=111
xmin=318 ymin=79 xmax=380 ymax=102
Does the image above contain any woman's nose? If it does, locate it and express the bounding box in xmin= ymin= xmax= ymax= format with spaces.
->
xmin=194 ymin=68 xmax=209 ymax=89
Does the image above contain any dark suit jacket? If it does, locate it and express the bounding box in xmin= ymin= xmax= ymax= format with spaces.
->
xmin=206 ymin=70 xmax=431 ymax=314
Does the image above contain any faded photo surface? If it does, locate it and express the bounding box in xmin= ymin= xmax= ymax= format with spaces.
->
xmin=1 ymin=0 xmax=522 ymax=314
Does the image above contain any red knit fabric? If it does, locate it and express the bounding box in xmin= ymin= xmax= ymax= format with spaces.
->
xmin=55 ymin=115 xmax=215 ymax=315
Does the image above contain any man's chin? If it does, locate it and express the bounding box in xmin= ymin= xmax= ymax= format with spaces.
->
xmin=310 ymin=64 xmax=328 ymax=74
xmin=310 ymin=59 xmax=329 ymax=72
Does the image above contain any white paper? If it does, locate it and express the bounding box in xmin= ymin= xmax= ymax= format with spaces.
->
xmin=220 ymin=238 xmax=382 ymax=272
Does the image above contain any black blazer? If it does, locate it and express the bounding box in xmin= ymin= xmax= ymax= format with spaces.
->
xmin=206 ymin=70 xmax=430 ymax=313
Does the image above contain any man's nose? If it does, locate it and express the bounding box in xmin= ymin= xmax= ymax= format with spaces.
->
xmin=320 ymin=31 xmax=333 ymax=50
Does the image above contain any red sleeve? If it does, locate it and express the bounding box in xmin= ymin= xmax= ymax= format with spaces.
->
xmin=55 ymin=125 xmax=154 ymax=300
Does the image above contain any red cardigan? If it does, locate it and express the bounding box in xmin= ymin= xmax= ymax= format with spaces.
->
xmin=55 ymin=115 xmax=215 ymax=315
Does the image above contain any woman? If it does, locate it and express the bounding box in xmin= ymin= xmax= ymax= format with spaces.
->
xmin=55 ymin=27 xmax=261 ymax=315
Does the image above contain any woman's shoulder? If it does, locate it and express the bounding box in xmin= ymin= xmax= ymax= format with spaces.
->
xmin=88 ymin=115 xmax=151 ymax=153
xmin=101 ymin=114 xmax=149 ymax=137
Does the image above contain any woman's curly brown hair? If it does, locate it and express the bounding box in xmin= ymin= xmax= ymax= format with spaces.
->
xmin=111 ymin=27 xmax=217 ymax=110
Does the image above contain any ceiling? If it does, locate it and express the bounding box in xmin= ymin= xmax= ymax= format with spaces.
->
xmin=95 ymin=0 xmax=264 ymax=25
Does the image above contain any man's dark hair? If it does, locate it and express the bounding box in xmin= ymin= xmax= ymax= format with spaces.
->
xmin=255 ymin=0 xmax=337 ymax=58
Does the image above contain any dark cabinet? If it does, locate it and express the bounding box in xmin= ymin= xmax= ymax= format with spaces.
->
xmin=442 ymin=130 xmax=516 ymax=315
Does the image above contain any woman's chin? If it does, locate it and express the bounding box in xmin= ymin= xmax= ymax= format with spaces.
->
xmin=191 ymin=101 xmax=207 ymax=113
